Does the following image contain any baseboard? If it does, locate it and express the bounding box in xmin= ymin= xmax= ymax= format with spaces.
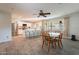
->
xmin=63 ymin=36 xmax=71 ymax=39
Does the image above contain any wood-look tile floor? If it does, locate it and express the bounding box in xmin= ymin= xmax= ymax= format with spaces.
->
xmin=0 ymin=35 xmax=79 ymax=55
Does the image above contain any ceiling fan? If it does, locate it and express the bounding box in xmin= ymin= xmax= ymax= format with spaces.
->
xmin=33 ymin=10 xmax=51 ymax=17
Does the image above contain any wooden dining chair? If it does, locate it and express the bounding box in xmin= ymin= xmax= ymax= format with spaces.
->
xmin=53 ymin=32 xmax=63 ymax=48
xmin=41 ymin=31 xmax=46 ymax=48
xmin=41 ymin=31 xmax=51 ymax=52
xmin=58 ymin=32 xmax=63 ymax=48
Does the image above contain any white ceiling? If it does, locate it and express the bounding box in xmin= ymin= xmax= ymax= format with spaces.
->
xmin=0 ymin=3 xmax=79 ymax=22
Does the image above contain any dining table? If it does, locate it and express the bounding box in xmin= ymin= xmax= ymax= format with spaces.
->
xmin=48 ymin=32 xmax=63 ymax=48
xmin=48 ymin=32 xmax=60 ymax=39
xmin=42 ymin=31 xmax=63 ymax=51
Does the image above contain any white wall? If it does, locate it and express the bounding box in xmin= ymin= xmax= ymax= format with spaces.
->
xmin=0 ymin=11 xmax=11 ymax=43
xmin=69 ymin=12 xmax=79 ymax=39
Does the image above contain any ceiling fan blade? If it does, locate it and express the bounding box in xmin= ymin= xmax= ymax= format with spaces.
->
xmin=44 ymin=13 xmax=51 ymax=15
xmin=43 ymin=16 xmax=47 ymax=17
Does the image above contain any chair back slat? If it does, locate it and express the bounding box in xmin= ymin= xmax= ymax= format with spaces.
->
xmin=59 ymin=32 xmax=63 ymax=40
xmin=41 ymin=31 xmax=51 ymax=41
